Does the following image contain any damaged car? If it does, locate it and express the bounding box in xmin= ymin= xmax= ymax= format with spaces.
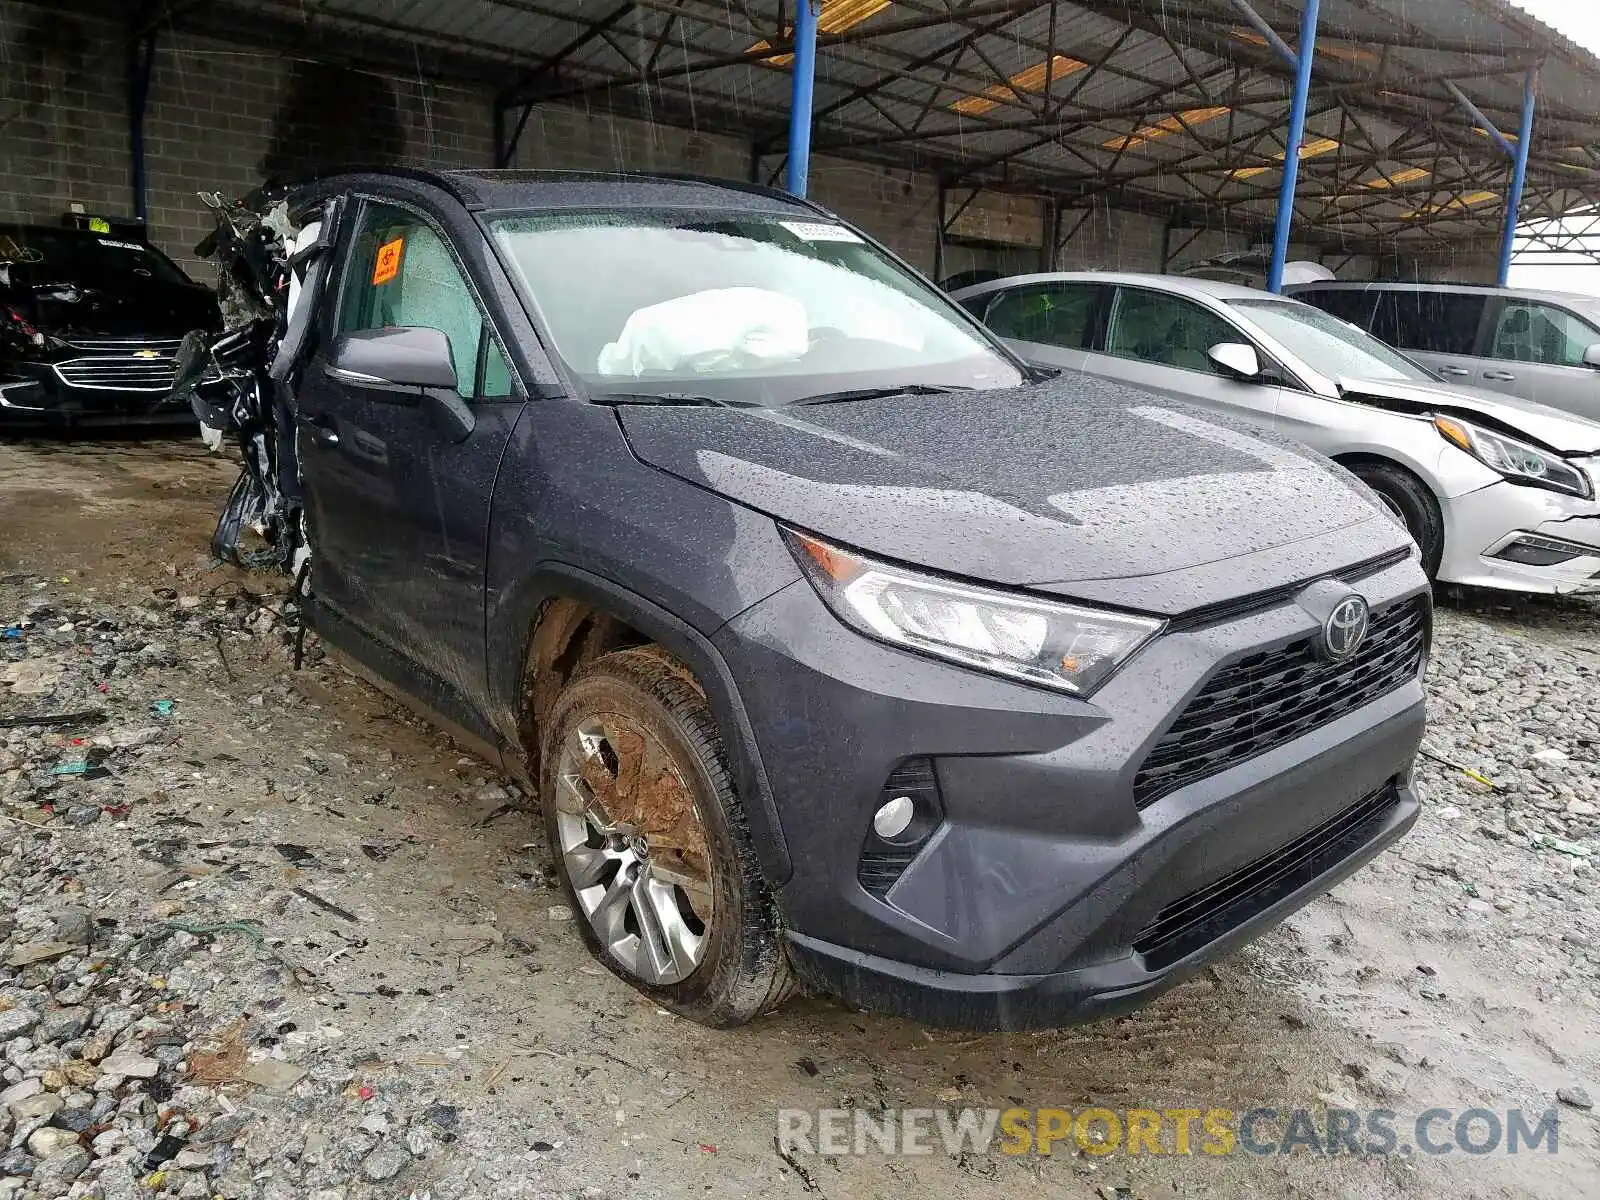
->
xmin=955 ymin=272 xmax=1600 ymax=593
xmin=175 ymin=168 xmax=1429 ymax=1030
xmin=0 ymin=223 xmax=216 ymax=429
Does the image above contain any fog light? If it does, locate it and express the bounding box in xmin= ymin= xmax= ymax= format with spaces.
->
xmin=873 ymin=795 xmax=915 ymax=840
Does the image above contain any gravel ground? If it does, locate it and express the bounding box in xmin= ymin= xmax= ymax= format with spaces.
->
xmin=0 ymin=437 xmax=1598 ymax=1200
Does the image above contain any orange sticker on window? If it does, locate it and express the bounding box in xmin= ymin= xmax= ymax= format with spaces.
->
xmin=372 ymin=237 xmax=405 ymax=285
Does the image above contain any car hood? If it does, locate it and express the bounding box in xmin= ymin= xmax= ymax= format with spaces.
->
xmin=618 ymin=374 xmax=1410 ymax=616
xmin=5 ymin=278 xmax=218 ymax=340
xmin=1338 ymin=374 xmax=1600 ymax=455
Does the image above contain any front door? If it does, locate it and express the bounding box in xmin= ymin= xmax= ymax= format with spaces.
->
xmin=297 ymin=197 xmax=522 ymax=715
xmin=1078 ymin=285 xmax=1283 ymax=433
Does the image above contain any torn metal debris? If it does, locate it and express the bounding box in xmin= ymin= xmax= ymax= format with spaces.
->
xmin=172 ymin=186 xmax=343 ymax=574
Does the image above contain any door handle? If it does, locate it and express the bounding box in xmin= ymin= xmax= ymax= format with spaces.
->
xmin=1483 ymin=370 xmax=1517 ymax=382
xmin=1438 ymin=366 xmax=1471 ymax=377
xmin=298 ymin=412 xmax=340 ymax=446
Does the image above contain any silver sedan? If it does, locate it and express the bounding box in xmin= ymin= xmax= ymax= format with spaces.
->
xmin=952 ymin=272 xmax=1600 ymax=595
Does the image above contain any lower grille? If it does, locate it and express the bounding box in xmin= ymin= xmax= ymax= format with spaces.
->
xmin=1133 ymin=782 xmax=1400 ymax=969
xmin=1134 ymin=596 xmax=1426 ymax=808
xmin=857 ymin=847 xmax=920 ymax=898
xmin=53 ymin=340 xmax=181 ymax=392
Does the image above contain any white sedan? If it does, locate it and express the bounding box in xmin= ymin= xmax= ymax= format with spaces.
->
xmin=952 ymin=272 xmax=1600 ymax=594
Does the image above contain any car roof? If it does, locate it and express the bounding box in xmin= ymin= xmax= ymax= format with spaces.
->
xmin=1286 ymin=279 xmax=1600 ymax=306
xmin=952 ymin=270 xmax=1280 ymax=304
xmin=300 ymin=166 xmax=825 ymax=219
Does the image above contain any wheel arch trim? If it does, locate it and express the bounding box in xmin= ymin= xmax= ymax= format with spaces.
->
xmin=504 ymin=561 xmax=793 ymax=885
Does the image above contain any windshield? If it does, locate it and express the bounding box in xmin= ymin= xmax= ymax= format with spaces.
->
xmin=0 ymin=228 xmax=191 ymax=288
xmin=1228 ymin=297 xmax=1435 ymax=384
xmin=487 ymin=210 xmax=1023 ymax=404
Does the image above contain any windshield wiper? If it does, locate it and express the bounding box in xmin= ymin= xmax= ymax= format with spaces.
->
xmin=790 ymin=383 xmax=973 ymax=406
xmin=592 ymin=391 xmax=758 ymax=408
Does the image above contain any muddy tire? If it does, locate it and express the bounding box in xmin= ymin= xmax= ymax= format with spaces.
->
xmin=538 ymin=647 xmax=793 ymax=1027
xmin=1350 ymin=461 xmax=1444 ymax=580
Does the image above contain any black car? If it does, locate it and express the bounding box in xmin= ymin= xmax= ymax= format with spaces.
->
xmin=184 ymin=169 xmax=1427 ymax=1030
xmin=0 ymin=225 xmax=217 ymax=429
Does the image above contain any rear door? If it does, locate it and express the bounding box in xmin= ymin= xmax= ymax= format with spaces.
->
xmin=1076 ymin=284 xmax=1283 ymax=434
xmin=296 ymin=195 xmax=523 ymax=709
xmin=974 ymin=280 xmax=1108 ymax=371
xmin=1474 ymin=296 xmax=1600 ymax=420
xmin=1370 ymin=287 xmax=1491 ymax=383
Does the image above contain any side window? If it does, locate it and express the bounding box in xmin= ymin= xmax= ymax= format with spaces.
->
xmin=337 ymin=202 xmax=491 ymax=399
xmin=1104 ymin=288 xmax=1241 ymax=374
xmin=479 ymin=333 xmax=514 ymax=399
xmin=1372 ymin=290 xmax=1485 ymax=354
xmin=982 ymin=283 xmax=1102 ymax=350
xmin=1490 ymin=302 xmax=1600 ymax=366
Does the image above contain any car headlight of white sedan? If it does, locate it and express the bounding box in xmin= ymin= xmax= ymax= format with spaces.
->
xmin=1434 ymin=416 xmax=1593 ymax=499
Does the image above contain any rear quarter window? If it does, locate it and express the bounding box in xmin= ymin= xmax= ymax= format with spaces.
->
xmin=1295 ymin=288 xmax=1378 ymax=329
xmin=1371 ymin=290 xmax=1486 ymax=354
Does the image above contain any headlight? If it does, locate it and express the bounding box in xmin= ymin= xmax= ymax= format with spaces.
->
xmin=784 ymin=530 xmax=1163 ymax=696
xmin=1434 ymin=416 xmax=1592 ymax=498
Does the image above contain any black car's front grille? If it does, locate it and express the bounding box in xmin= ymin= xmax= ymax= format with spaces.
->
xmin=1133 ymin=596 xmax=1426 ymax=809
xmin=1133 ymin=781 xmax=1400 ymax=969
xmin=53 ymin=339 xmax=181 ymax=392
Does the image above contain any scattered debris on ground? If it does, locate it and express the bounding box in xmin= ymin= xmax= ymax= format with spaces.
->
xmin=1 ymin=438 xmax=1597 ymax=1200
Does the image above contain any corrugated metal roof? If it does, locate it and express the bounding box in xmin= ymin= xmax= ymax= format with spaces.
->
xmin=129 ymin=0 xmax=1600 ymax=253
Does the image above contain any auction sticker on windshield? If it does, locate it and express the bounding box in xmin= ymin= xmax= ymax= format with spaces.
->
xmin=779 ymin=221 xmax=864 ymax=243
xmin=373 ymin=236 xmax=405 ymax=285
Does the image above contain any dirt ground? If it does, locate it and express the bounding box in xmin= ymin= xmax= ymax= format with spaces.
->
xmin=1 ymin=435 xmax=1597 ymax=1200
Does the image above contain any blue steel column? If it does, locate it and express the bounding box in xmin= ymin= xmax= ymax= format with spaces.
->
xmin=785 ymin=0 xmax=821 ymax=197
xmin=1267 ymin=0 xmax=1320 ymax=293
xmin=1497 ymin=68 xmax=1537 ymax=287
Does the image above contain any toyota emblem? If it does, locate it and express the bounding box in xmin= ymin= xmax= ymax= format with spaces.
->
xmin=1322 ymin=595 xmax=1371 ymax=661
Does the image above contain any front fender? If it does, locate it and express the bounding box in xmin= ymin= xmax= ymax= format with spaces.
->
xmin=488 ymin=561 xmax=794 ymax=886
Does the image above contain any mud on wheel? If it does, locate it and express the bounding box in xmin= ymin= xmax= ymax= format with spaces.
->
xmin=538 ymin=647 xmax=793 ymax=1027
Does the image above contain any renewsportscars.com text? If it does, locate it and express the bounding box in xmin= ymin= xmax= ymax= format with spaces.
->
xmin=776 ymin=1106 xmax=1562 ymax=1158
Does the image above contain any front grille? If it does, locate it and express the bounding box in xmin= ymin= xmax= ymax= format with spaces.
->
xmin=52 ymin=339 xmax=181 ymax=392
xmin=1134 ymin=596 xmax=1426 ymax=809
xmin=1133 ymin=782 xmax=1400 ymax=969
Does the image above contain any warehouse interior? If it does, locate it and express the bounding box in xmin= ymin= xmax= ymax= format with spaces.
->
xmin=5 ymin=1 xmax=1600 ymax=290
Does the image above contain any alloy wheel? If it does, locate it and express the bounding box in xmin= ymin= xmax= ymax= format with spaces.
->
xmin=553 ymin=714 xmax=714 ymax=985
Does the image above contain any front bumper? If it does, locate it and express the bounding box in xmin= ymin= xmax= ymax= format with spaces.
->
xmin=0 ymin=354 xmax=192 ymax=431
xmin=1438 ymin=477 xmax=1600 ymax=594
xmin=715 ymin=555 xmax=1428 ymax=1029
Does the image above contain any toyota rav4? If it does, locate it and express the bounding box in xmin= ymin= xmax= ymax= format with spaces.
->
xmin=178 ymin=169 xmax=1429 ymax=1030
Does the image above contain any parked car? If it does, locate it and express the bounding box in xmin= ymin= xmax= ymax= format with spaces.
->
xmin=181 ymin=169 xmax=1428 ymax=1031
xmin=1287 ymin=280 xmax=1600 ymax=423
xmin=954 ymin=272 xmax=1600 ymax=594
xmin=0 ymin=224 xmax=217 ymax=430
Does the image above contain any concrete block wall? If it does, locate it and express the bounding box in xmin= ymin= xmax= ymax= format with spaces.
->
xmin=0 ymin=8 xmax=132 ymax=236
xmin=0 ymin=8 xmax=492 ymax=278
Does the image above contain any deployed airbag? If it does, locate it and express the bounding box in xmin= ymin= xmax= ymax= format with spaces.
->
xmin=597 ymin=287 xmax=809 ymax=376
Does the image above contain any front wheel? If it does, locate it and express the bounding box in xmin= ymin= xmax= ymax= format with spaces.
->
xmin=1350 ymin=461 xmax=1444 ymax=580
xmin=538 ymin=647 xmax=793 ymax=1027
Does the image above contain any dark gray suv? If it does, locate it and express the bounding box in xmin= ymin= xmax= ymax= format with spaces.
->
xmin=187 ymin=169 xmax=1428 ymax=1030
